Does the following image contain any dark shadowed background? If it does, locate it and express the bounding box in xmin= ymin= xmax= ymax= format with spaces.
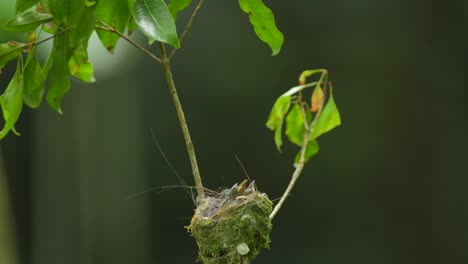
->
xmin=1 ymin=0 xmax=467 ymax=263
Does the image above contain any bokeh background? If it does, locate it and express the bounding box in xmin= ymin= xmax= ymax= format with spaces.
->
xmin=1 ymin=0 xmax=468 ymax=263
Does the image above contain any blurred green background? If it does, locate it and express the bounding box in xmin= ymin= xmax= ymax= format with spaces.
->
xmin=1 ymin=0 xmax=468 ymax=263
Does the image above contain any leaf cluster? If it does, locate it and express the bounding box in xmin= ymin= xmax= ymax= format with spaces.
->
xmin=0 ymin=0 xmax=284 ymax=139
xmin=266 ymin=70 xmax=341 ymax=163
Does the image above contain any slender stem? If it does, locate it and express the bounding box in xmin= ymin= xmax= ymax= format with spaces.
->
xmin=168 ymin=0 xmax=205 ymax=60
xmin=269 ymin=128 xmax=309 ymax=220
xmin=159 ymin=43 xmax=204 ymax=200
xmin=32 ymin=29 xmax=70 ymax=47
xmin=95 ymin=22 xmax=162 ymax=64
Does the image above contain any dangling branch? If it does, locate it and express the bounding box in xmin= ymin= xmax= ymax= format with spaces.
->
xmin=269 ymin=81 xmax=329 ymax=220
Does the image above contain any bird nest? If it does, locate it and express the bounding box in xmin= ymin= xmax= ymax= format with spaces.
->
xmin=187 ymin=180 xmax=272 ymax=264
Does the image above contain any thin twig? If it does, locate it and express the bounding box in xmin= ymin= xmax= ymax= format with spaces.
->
xmin=32 ymin=28 xmax=70 ymax=47
xmin=168 ymin=0 xmax=205 ymax=60
xmin=150 ymin=129 xmax=196 ymax=205
xmin=269 ymin=124 xmax=310 ymax=220
xmin=159 ymin=42 xmax=205 ymax=200
xmin=95 ymin=21 xmax=162 ymax=63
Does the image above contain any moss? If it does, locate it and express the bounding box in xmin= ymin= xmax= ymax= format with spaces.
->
xmin=187 ymin=181 xmax=272 ymax=264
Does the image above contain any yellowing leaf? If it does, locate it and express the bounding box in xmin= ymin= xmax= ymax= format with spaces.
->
xmin=310 ymin=86 xmax=324 ymax=112
xmin=298 ymin=69 xmax=322 ymax=85
xmin=68 ymin=46 xmax=95 ymax=83
xmin=311 ymin=87 xmax=341 ymax=139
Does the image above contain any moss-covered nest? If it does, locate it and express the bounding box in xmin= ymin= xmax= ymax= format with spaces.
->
xmin=187 ymin=180 xmax=272 ymax=264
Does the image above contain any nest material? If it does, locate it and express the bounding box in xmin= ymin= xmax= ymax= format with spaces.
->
xmin=188 ymin=181 xmax=273 ymax=264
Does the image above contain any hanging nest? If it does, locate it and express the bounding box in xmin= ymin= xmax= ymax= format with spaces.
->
xmin=187 ymin=180 xmax=273 ymax=264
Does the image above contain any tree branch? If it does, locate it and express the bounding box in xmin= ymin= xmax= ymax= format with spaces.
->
xmin=168 ymin=0 xmax=205 ymax=61
xmin=159 ymin=43 xmax=205 ymax=200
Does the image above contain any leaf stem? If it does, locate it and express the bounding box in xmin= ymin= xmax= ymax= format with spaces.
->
xmin=168 ymin=0 xmax=205 ymax=61
xmin=159 ymin=42 xmax=205 ymax=200
xmin=95 ymin=21 xmax=162 ymax=63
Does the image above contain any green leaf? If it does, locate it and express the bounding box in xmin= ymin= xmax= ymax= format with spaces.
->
xmin=0 ymin=60 xmax=24 ymax=139
xmin=46 ymin=34 xmax=71 ymax=114
xmin=68 ymin=46 xmax=95 ymax=83
xmin=65 ymin=1 xmax=96 ymax=81
xmin=133 ymin=0 xmax=180 ymax=47
xmin=23 ymin=47 xmax=45 ymax=108
xmin=67 ymin=1 xmax=96 ymax=50
xmin=16 ymin=0 xmax=41 ymax=14
xmin=311 ymin=87 xmax=341 ymax=139
xmin=294 ymin=140 xmax=319 ymax=164
xmin=47 ymin=0 xmax=71 ymax=23
xmin=266 ymin=95 xmax=291 ymax=151
xmin=3 ymin=11 xmax=54 ymax=32
xmin=0 ymin=42 xmax=27 ymax=70
xmin=127 ymin=0 xmax=138 ymax=35
xmin=238 ymin=0 xmax=284 ymax=55
xmin=285 ymin=103 xmax=311 ymax=146
xmin=168 ymin=0 xmax=191 ymax=20
xmin=95 ymin=0 xmax=130 ymax=53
